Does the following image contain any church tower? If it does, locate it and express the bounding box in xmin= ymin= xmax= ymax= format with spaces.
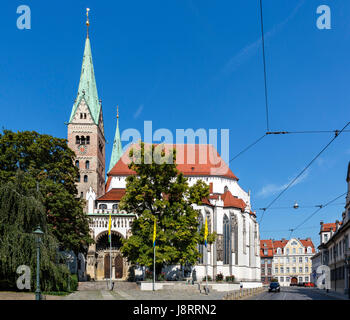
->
xmin=67 ymin=9 xmax=105 ymax=210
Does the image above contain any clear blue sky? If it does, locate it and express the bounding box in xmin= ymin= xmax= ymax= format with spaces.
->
xmin=1 ymin=1 xmax=349 ymax=248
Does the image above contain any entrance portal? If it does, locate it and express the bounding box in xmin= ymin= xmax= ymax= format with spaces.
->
xmin=115 ymin=255 xmax=123 ymax=279
xmin=104 ymin=254 xmax=110 ymax=279
xmin=291 ymin=277 xmax=298 ymax=286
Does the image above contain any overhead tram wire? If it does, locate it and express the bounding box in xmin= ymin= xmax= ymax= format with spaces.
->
xmin=266 ymin=130 xmax=350 ymax=136
xmin=227 ymin=133 xmax=267 ymax=164
xmin=258 ymin=202 xmax=344 ymax=210
xmin=288 ymin=192 xmax=347 ymax=238
xmin=259 ymin=0 xmax=270 ymax=132
xmin=258 ymin=121 xmax=350 ymax=226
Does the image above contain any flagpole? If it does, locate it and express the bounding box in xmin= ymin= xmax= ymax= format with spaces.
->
xmin=110 ymin=232 xmax=112 ymax=290
xmin=153 ymin=245 xmax=155 ymax=291
xmin=152 ymin=217 xmax=156 ymax=292
xmin=204 ymin=216 xmax=209 ymax=295
xmin=205 ymin=245 xmax=208 ymax=295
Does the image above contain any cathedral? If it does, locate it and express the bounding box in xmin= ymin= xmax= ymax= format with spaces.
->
xmin=67 ymin=14 xmax=261 ymax=285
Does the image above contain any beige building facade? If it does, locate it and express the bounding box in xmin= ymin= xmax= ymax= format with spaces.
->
xmin=261 ymin=238 xmax=315 ymax=286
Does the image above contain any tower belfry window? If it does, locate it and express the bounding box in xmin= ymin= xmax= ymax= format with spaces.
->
xmin=86 ymin=136 xmax=90 ymax=145
xmin=81 ymin=136 xmax=86 ymax=145
xmin=76 ymin=136 xmax=81 ymax=145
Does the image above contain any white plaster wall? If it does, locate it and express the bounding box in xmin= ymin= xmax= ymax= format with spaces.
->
xmin=90 ymin=216 xmax=133 ymax=239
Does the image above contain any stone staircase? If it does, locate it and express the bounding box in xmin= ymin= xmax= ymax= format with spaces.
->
xmin=77 ymin=281 xmax=139 ymax=291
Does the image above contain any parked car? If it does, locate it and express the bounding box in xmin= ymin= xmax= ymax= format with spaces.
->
xmin=304 ymin=282 xmax=315 ymax=287
xmin=268 ymin=282 xmax=280 ymax=292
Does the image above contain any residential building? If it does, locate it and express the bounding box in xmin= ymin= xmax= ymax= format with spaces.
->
xmin=260 ymin=240 xmax=274 ymax=285
xmin=317 ymin=163 xmax=350 ymax=294
xmin=260 ymin=238 xmax=315 ymax=286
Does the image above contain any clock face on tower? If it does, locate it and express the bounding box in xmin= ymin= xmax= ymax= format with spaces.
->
xmin=78 ymin=144 xmax=88 ymax=155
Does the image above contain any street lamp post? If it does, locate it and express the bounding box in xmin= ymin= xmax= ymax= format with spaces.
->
xmin=33 ymin=226 xmax=44 ymax=301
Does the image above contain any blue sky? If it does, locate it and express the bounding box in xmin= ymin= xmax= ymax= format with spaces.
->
xmin=1 ymin=1 xmax=349 ymax=247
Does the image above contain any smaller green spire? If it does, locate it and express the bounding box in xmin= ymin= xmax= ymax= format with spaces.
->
xmin=108 ymin=106 xmax=123 ymax=173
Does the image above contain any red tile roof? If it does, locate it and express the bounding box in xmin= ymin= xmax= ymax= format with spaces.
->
xmin=105 ymin=176 xmax=112 ymax=192
xmin=321 ymin=222 xmax=342 ymax=232
xmin=97 ymin=188 xmax=126 ymax=201
xmin=108 ymin=144 xmax=238 ymax=180
xmin=260 ymin=238 xmax=316 ymax=256
xmin=221 ymin=190 xmax=246 ymax=211
xmin=273 ymin=240 xmax=288 ymax=249
xmin=260 ymin=240 xmax=274 ymax=257
xmin=299 ymin=239 xmax=315 ymax=253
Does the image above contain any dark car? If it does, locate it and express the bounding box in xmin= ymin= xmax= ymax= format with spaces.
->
xmin=268 ymin=282 xmax=280 ymax=292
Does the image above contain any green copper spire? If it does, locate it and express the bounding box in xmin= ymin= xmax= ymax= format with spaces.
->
xmin=108 ymin=107 xmax=123 ymax=173
xmin=69 ymin=28 xmax=101 ymax=125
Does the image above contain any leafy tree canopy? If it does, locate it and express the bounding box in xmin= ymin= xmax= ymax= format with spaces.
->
xmin=120 ymin=142 xmax=216 ymax=273
xmin=0 ymin=173 xmax=73 ymax=292
xmin=0 ymin=130 xmax=92 ymax=254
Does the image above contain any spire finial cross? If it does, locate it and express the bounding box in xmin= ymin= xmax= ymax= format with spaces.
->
xmin=86 ymin=8 xmax=90 ymax=38
xmin=117 ymin=105 xmax=119 ymax=119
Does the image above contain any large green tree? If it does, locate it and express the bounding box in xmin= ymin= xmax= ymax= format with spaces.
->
xmin=120 ymin=142 xmax=216 ymax=276
xmin=0 ymin=172 xmax=75 ymax=292
xmin=0 ymin=130 xmax=92 ymax=254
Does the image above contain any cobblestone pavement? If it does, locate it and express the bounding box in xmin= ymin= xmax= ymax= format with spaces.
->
xmin=0 ymin=292 xmax=64 ymax=300
xmin=63 ymin=289 xmax=228 ymax=300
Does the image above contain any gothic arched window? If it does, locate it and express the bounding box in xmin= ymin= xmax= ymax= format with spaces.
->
xmin=76 ymin=136 xmax=80 ymax=145
xmin=84 ymin=175 xmax=88 ymax=183
xmin=223 ymin=214 xmax=230 ymax=264
xmin=75 ymin=160 xmax=79 ymax=168
xmin=231 ymin=214 xmax=239 ymax=264
xmin=81 ymin=136 xmax=86 ymax=145
xmin=85 ymin=160 xmax=90 ymax=169
xmin=86 ymin=136 xmax=90 ymax=145
xmin=224 ymin=186 xmax=228 ymax=193
xmin=243 ymin=216 xmax=247 ymax=254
